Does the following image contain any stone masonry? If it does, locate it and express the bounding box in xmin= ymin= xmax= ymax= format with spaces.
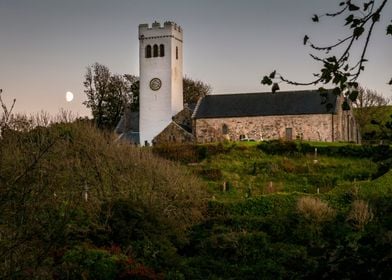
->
xmin=195 ymin=111 xmax=359 ymax=143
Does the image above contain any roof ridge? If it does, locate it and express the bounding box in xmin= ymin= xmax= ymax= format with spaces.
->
xmin=207 ymin=89 xmax=332 ymax=97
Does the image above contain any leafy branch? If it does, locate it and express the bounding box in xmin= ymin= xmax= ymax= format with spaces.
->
xmin=262 ymin=0 xmax=391 ymax=105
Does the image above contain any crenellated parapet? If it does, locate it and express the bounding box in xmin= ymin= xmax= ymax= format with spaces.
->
xmin=139 ymin=21 xmax=183 ymax=42
xmin=139 ymin=21 xmax=182 ymax=32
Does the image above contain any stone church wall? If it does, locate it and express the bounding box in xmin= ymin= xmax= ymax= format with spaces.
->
xmin=153 ymin=122 xmax=195 ymax=145
xmin=195 ymin=113 xmax=352 ymax=143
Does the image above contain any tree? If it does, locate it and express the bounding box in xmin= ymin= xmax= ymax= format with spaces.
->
xmin=352 ymin=86 xmax=390 ymax=139
xmin=183 ymin=77 xmax=212 ymax=105
xmin=125 ymin=74 xmax=140 ymax=112
xmin=262 ymin=0 xmax=391 ymax=107
xmin=0 ymin=89 xmax=16 ymax=133
xmin=352 ymin=86 xmax=390 ymax=109
xmin=83 ymin=63 xmax=138 ymax=130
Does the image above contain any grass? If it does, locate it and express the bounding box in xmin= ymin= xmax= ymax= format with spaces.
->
xmin=190 ymin=142 xmax=378 ymax=200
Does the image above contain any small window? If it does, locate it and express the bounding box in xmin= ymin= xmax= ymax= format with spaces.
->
xmin=153 ymin=44 xmax=158 ymax=57
xmin=176 ymin=46 xmax=179 ymax=60
xmin=145 ymin=45 xmax=152 ymax=58
xmin=222 ymin=124 xmax=229 ymax=135
xmin=159 ymin=44 xmax=165 ymax=57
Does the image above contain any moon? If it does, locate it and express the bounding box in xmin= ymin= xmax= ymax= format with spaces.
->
xmin=66 ymin=91 xmax=74 ymax=102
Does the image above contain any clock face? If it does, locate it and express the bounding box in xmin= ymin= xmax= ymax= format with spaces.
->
xmin=149 ymin=78 xmax=162 ymax=91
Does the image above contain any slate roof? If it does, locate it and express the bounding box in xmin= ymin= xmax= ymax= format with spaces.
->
xmin=193 ymin=90 xmax=338 ymax=119
xmin=115 ymin=111 xmax=140 ymax=144
xmin=115 ymin=112 xmax=139 ymax=134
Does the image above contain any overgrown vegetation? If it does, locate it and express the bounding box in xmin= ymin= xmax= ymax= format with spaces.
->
xmin=0 ymin=118 xmax=208 ymax=278
xmin=355 ymin=105 xmax=392 ymax=142
xmin=1 ymin=95 xmax=391 ymax=278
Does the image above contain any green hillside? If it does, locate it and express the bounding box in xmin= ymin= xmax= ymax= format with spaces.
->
xmin=1 ymin=123 xmax=391 ymax=279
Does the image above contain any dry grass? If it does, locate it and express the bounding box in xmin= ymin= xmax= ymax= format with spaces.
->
xmin=347 ymin=200 xmax=374 ymax=230
xmin=297 ymin=196 xmax=336 ymax=223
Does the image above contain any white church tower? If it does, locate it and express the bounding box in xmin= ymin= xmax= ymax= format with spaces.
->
xmin=139 ymin=21 xmax=183 ymax=145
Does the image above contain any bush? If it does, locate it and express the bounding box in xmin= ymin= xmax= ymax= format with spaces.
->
xmin=61 ymin=246 xmax=118 ymax=280
xmin=307 ymin=174 xmax=339 ymax=189
xmin=0 ymin=120 xmax=208 ymax=277
xmin=152 ymin=144 xmax=200 ymax=163
xmin=257 ymin=140 xmax=298 ymax=155
xmin=198 ymin=168 xmax=223 ymax=181
xmin=346 ymin=200 xmax=374 ymax=230
xmin=257 ymin=140 xmax=392 ymax=161
xmin=297 ymin=196 xmax=336 ymax=223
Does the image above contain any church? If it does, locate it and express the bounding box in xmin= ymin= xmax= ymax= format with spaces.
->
xmin=115 ymin=21 xmax=360 ymax=145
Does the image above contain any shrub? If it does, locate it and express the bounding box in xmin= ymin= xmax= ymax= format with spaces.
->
xmin=258 ymin=140 xmax=392 ymax=161
xmin=152 ymin=144 xmax=200 ymax=163
xmin=257 ymin=140 xmax=298 ymax=155
xmin=346 ymin=200 xmax=374 ymax=230
xmin=198 ymin=168 xmax=223 ymax=181
xmin=61 ymin=246 xmax=118 ymax=280
xmin=307 ymin=174 xmax=339 ymax=189
xmin=0 ymin=120 xmax=208 ymax=277
xmin=297 ymin=196 xmax=336 ymax=223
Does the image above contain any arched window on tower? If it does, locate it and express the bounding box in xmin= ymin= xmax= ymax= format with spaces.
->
xmin=153 ymin=44 xmax=159 ymax=57
xmin=176 ymin=46 xmax=179 ymax=60
xmin=159 ymin=44 xmax=165 ymax=57
xmin=145 ymin=45 xmax=152 ymax=58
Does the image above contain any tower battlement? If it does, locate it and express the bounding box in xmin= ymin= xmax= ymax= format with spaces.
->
xmin=139 ymin=21 xmax=182 ymax=33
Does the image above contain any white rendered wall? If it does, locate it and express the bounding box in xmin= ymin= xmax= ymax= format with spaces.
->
xmin=139 ymin=22 xmax=183 ymax=145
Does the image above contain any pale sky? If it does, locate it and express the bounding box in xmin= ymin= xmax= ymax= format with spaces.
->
xmin=0 ymin=0 xmax=391 ymax=116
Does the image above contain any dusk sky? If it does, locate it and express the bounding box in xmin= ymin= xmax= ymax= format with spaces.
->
xmin=1 ymin=0 xmax=391 ymax=116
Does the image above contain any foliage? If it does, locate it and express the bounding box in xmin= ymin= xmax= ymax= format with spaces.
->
xmin=179 ymin=166 xmax=392 ymax=279
xmin=261 ymin=0 xmax=391 ymax=107
xmin=346 ymin=199 xmax=374 ymax=230
xmin=165 ymin=142 xmax=378 ymax=197
xmin=61 ymin=246 xmax=118 ymax=279
xmin=1 ymin=100 xmax=391 ymax=278
xmin=0 ymin=117 xmax=208 ymax=278
xmin=258 ymin=140 xmax=392 ymax=160
xmin=297 ymin=196 xmax=336 ymax=223
xmin=152 ymin=142 xmax=235 ymax=164
xmin=354 ymin=105 xmax=392 ymax=141
xmin=183 ymin=76 xmax=212 ymax=105
xmin=351 ymin=86 xmax=390 ymax=140
xmin=83 ymin=63 xmax=138 ymax=130
xmin=60 ymin=245 xmax=163 ymax=280
xmin=125 ymin=74 xmax=140 ymax=112
xmin=352 ymin=86 xmax=390 ymax=109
